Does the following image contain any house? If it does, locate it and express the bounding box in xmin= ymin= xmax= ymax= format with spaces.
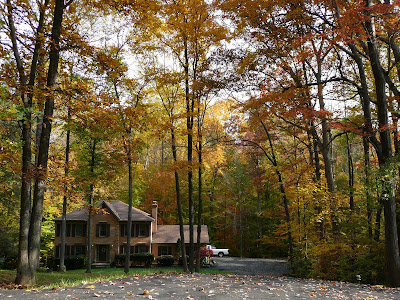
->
xmin=53 ymin=200 xmax=210 ymax=266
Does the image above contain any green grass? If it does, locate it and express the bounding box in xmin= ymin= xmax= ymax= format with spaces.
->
xmin=0 ymin=267 xmax=230 ymax=289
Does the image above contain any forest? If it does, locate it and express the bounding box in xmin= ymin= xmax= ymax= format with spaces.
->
xmin=2 ymin=0 xmax=400 ymax=287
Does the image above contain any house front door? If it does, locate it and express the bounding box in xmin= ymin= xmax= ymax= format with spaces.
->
xmin=96 ymin=245 xmax=110 ymax=262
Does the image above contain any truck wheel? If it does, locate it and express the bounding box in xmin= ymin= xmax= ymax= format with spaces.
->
xmin=218 ymin=252 xmax=224 ymax=257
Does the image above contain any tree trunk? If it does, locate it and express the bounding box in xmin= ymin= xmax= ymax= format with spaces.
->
xmin=170 ymin=128 xmax=188 ymax=272
xmin=86 ymin=139 xmax=96 ymax=274
xmin=363 ymin=136 xmax=373 ymax=239
xmin=59 ymin=115 xmax=71 ymax=272
xmin=346 ymin=133 xmax=354 ymax=211
xmin=8 ymin=0 xmax=48 ymax=285
xmin=28 ymin=0 xmax=65 ymax=274
xmin=256 ymin=190 xmax=263 ymax=256
xmin=364 ymin=0 xmax=400 ymax=286
xmin=195 ymin=134 xmax=203 ymax=272
xmin=260 ymin=120 xmax=293 ymax=260
xmin=125 ymin=157 xmax=133 ymax=274
xmin=184 ymin=37 xmax=194 ymax=273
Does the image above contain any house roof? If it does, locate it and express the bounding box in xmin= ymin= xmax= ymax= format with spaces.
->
xmin=152 ymin=225 xmax=210 ymax=244
xmin=54 ymin=200 xmax=155 ymax=222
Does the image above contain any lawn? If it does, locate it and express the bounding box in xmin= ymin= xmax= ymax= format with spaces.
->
xmin=0 ymin=267 xmax=230 ymax=289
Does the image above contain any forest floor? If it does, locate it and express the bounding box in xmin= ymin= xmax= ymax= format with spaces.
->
xmin=1 ymin=258 xmax=400 ymax=299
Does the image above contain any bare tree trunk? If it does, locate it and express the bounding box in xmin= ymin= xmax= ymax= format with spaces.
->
xmin=28 ymin=0 xmax=65 ymax=275
xmin=363 ymin=136 xmax=373 ymax=239
xmin=184 ymin=38 xmax=194 ymax=273
xmin=86 ymin=139 xmax=96 ymax=274
xmin=195 ymin=134 xmax=203 ymax=272
xmin=171 ymin=129 xmax=188 ymax=272
xmin=364 ymin=0 xmax=400 ymax=286
xmin=260 ymin=120 xmax=293 ymax=260
xmin=125 ymin=156 xmax=133 ymax=274
xmin=256 ymin=190 xmax=263 ymax=256
xmin=346 ymin=133 xmax=354 ymax=211
xmin=8 ymin=0 xmax=48 ymax=285
xmin=60 ymin=112 xmax=71 ymax=272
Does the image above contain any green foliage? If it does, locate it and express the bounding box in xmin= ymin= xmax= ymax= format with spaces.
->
xmin=47 ymin=255 xmax=86 ymax=270
xmin=130 ymin=253 xmax=154 ymax=267
xmin=112 ymin=254 xmax=126 ymax=267
xmin=338 ymin=245 xmax=386 ymax=285
xmin=157 ymin=255 xmax=175 ymax=266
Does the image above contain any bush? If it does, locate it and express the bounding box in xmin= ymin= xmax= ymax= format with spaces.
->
xmin=46 ymin=255 xmax=86 ymax=270
xmin=46 ymin=256 xmax=58 ymax=270
xmin=290 ymin=256 xmax=313 ymax=278
xmin=338 ymin=245 xmax=385 ymax=285
xmin=2 ymin=256 xmax=17 ymax=270
xmin=113 ymin=254 xmax=126 ymax=268
xmin=310 ymin=243 xmax=352 ymax=280
xmin=64 ymin=255 xmax=86 ymax=270
xmin=157 ymin=255 xmax=175 ymax=266
xmin=131 ymin=253 xmax=154 ymax=267
xmin=178 ymin=255 xmax=189 ymax=265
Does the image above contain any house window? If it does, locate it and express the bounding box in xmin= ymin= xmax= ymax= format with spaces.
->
xmin=120 ymin=224 xmax=134 ymax=237
xmin=74 ymin=244 xmax=85 ymax=255
xmin=55 ymin=244 xmax=85 ymax=258
xmin=120 ymin=245 xmax=134 ymax=254
xmin=96 ymin=223 xmax=110 ymax=237
xmin=136 ymin=224 xmax=149 ymax=237
xmin=119 ymin=244 xmax=148 ymax=254
xmin=56 ymin=223 xmax=61 ymax=237
xmin=158 ymin=246 xmax=172 ymax=256
xmin=135 ymin=244 xmax=149 ymax=253
xmin=73 ymin=223 xmax=86 ymax=237
xmin=56 ymin=223 xmax=86 ymax=237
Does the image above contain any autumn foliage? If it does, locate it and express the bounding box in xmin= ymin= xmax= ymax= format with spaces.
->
xmin=2 ymin=0 xmax=400 ymax=287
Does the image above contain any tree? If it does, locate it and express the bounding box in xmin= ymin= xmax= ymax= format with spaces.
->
xmin=4 ymin=0 xmax=72 ymax=285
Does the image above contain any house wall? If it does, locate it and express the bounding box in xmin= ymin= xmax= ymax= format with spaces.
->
xmin=54 ymin=208 xmax=152 ymax=264
xmin=151 ymin=243 xmax=208 ymax=260
xmin=91 ymin=210 xmax=119 ymax=263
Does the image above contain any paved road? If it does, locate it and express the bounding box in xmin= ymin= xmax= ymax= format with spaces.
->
xmin=213 ymin=257 xmax=290 ymax=276
xmin=1 ymin=258 xmax=400 ymax=299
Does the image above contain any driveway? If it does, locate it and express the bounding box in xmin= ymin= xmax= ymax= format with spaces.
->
xmin=1 ymin=259 xmax=400 ymax=299
xmin=213 ymin=257 xmax=290 ymax=276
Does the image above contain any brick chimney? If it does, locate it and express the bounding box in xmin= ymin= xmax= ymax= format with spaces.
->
xmin=152 ymin=201 xmax=158 ymax=233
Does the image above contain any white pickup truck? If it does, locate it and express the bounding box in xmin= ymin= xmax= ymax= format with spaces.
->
xmin=206 ymin=245 xmax=230 ymax=257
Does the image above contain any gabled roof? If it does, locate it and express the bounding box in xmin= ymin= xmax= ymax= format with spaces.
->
xmin=103 ymin=200 xmax=155 ymax=222
xmin=54 ymin=200 xmax=155 ymax=222
xmin=152 ymin=225 xmax=210 ymax=244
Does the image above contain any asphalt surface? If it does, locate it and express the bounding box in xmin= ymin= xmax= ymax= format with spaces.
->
xmin=1 ymin=258 xmax=400 ymax=299
xmin=212 ymin=257 xmax=290 ymax=276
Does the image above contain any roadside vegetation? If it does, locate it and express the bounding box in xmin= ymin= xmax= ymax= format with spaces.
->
xmin=0 ymin=268 xmax=230 ymax=289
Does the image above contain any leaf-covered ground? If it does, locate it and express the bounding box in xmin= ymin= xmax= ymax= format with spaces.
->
xmin=1 ymin=272 xmax=400 ymax=299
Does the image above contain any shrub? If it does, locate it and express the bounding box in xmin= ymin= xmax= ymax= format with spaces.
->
xmin=290 ymin=256 xmax=313 ymax=278
xmin=2 ymin=256 xmax=17 ymax=270
xmin=310 ymin=243 xmax=351 ymax=280
xmin=131 ymin=253 xmax=154 ymax=267
xmin=338 ymin=244 xmax=385 ymax=285
xmin=157 ymin=255 xmax=175 ymax=266
xmin=113 ymin=254 xmax=126 ymax=268
xmin=178 ymin=255 xmax=189 ymax=265
xmin=64 ymin=255 xmax=86 ymax=270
